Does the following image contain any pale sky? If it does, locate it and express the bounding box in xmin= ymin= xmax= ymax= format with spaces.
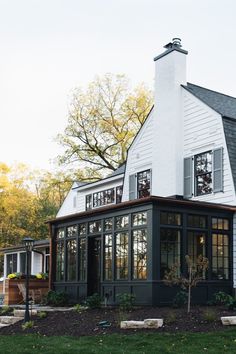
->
xmin=1 ymin=0 xmax=236 ymax=171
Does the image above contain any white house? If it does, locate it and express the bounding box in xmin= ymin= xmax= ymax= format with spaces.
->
xmin=48 ymin=39 xmax=236 ymax=305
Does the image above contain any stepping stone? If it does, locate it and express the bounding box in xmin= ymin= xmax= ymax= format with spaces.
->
xmin=221 ymin=316 xmax=236 ymax=325
xmin=144 ymin=319 xmax=163 ymax=328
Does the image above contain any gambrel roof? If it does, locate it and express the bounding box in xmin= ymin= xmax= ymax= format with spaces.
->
xmin=183 ymin=82 xmax=236 ymax=192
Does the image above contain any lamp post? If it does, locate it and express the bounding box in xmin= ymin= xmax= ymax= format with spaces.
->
xmin=22 ymin=237 xmax=35 ymax=323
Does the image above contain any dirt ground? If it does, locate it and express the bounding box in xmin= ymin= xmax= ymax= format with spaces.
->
xmin=0 ymin=305 xmax=235 ymax=336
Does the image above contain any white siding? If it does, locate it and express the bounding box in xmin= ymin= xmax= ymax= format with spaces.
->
xmin=57 ymin=182 xmax=78 ymax=218
xmin=122 ymin=109 xmax=154 ymax=201
xmin=233 ymin=213 xmax=236 ymax=288
xmin=183 ymin=90 xmax=236 ymax=205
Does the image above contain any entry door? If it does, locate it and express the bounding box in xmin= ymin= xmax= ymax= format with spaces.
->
xmin=88 ymin=237 xmax=101 ymax=295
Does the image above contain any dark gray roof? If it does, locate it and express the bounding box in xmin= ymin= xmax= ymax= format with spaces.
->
xmin=109 ymin=163 xmax=126 ymax=177
xmin=183 ymin=83 xmax=236 ymax=120
xmin=222 ymin=117 xmax=236 ymax=189
xmin=183 ymin=82 xmax=236 ymax=192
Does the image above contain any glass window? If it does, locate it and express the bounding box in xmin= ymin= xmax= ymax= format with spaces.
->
xmin=160 ymin=229 xmax=181 ymax=279
xmin=195 ymin=151 xmax=213 ymax=196
xmin=132 ymin=212 xmax=147 ymax=227
xmin=93 ymin=188 xmax=115 ymax=208
xmin=89 ymin=221 xmax=101 ymax=234
xmin=79 ymin=223 xmax=86 ymax=236
xmin=79 ymin=238 xmax=86 ymax=281
xmin=6 ymin=254 xmax=17 ymax=275
xmin=104 ymin=234 xmax=112 ymax=280
xmin=104 ymin=218 xmax=113 ymax=231
xmin=116 ymin=186 xmax=123 ymax=204
xmin=187 ymin=232 xmax=206 ymax=278
xmin=160 ymin=212 xmax=181 ymax=226
xmin=212 ymin=217 xmax=229 ymax=231
xmin=212 ymin=234 xmax=229 ymax=280
xmin=133 ymin=229 xmax=147 ymax=280
xmin=57 ymin=228 xmax=65 ymax=239
xmin=86 ymin=194 xmax=92 ymax=210
xmin=115 ymin=215 xmax=129 ymax=229
xmin=67 ymin=240 xmax=77 ymax=281
xmin=116 ymin=232 xmax=128 ymax=280
xmin=20 ymin=253 xmax=27 ymax=274
xmin=137 ymin=169 xmax=151 ymax=198
xmin=187 ymin=215 xmax=207 ymax=228
xmin=67 ymin=225 xmax=77 ymax=238
xmin=56 ymin=243 xmax=64 ymax=281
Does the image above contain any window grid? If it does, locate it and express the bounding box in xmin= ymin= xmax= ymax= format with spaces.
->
xmin=104 ymin=234 xmax=112 ymax=280
xmin=132 ymin=229 xmax=147 ymax=280
xmin=116 ymin=232 xmax=129 ymax=280
xmin=137 ymin=169 xmax=151 ymax=198
xmin=195 ymin=151 xmax=213 ymax=196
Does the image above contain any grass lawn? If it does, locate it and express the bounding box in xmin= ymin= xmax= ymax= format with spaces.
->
xmin=1 ymin=331 xmax=236 ymax=354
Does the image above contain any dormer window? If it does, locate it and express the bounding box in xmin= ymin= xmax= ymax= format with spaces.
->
xmin=85 ymin=185 xmax=123 ymax=210
xmin=195 ymin=151 xmax=213 ymax=196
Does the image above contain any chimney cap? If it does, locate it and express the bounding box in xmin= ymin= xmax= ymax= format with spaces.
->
xmin=154 ymin=38 xmax=188 ymax=62
xmin=164 ymin=38 xmax=182 ymax=49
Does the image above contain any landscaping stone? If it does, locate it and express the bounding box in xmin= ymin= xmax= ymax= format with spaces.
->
xmin=0 ymin=316 xmax=22 ymax=325
xmin=121 ymin=318 xmax=163 ymax=329
xmin=14 ymin=309 xmax=38 ymax=317
xmin=144 ymin=319 xmax=163 ymax=328
xmin=221 ymin=316 xmax=236 ymax=325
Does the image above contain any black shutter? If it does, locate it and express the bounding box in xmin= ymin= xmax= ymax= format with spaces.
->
xmin=213 ymin=148 xmax=223 ymax=192
xmin=183 ymin=157 xmax=193 ymax=198
xmin=129 ymin=174 xmax=136 ymax=200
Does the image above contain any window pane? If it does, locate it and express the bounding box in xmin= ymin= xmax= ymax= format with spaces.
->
xmin=187 ymin=215 xmax=207 ymax=228
xmin=67 ymin=225 xmax=77 ymax=238
xmin=115 ymin=215 xmax=129 ymax=229
xmin=79 ymin=238 xmax=86 ymax=281
xmin=212 ymin=233 xmax=229 ymax=280
xmin=137 ymin=169 xmax=151 ymax=198
xmin=6 ymin=254 xmax=17 ymax=275
xmin=56 ymin=243 xmax=64 ymax=281
xmin=195 ymin=151 xmax=213 ymax=196
xmin=160 ymin=229 xmax=181 ymax=279
xmin=212 ymin=217 xmax=230 ymax=231
xmin=104 ymin=234 xmax=112 ymax=280
xmin=57 ymin=228 xmax=65 ymax=239
xmin=132 ymin=212 xmax=147 ymax=226
xmin=79 ymin=223 xmax=86 ymax=236
xmin=89 ymin=221 xmax=101 ymax=234
xmin=67 ymin=240 xmax=77 ymax=281
xmin=116 ymin=186 xmax=123 ymax=204
xmin=104 ymin=218 xmax=113 ymax=231
xmin=160 ymin=212 xmax=181 ymax=226
xmin=133 ymin=229 xmax=147 ymax=279
xmin=187 ymin=232 xmax=206 ymax=278
xmin=86 ymin=195 xmax=92 ymax=210
xmin=93 ymin=188 xmax=115 ymax=208
xmin=116 ymin=232 xmax=128 ymax=280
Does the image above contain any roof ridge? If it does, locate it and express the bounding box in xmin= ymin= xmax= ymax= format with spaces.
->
xmin=187 ymin=82 xmax=236 ymax=101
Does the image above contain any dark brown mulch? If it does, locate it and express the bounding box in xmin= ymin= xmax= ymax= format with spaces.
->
xmin=0 ymin=306 xmax=234 ymax=337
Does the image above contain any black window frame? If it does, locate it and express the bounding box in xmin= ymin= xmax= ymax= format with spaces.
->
xmin=194 ymin=150 xmax=213 ymax=196
xmin=137 ymin=169 xmax=151 ymax=198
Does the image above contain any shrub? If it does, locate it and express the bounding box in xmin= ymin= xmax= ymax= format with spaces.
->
xmin=73 ymin=304 xmax=88 ymax=313
xmin=202 ymin=308 xmax=217 ymax=322
xmin=46 ymin=290 xmax=68 ymax=307
xmin=0 ymin=305 xmax=12 ymax=315
xmin=85 ymin=293 xmax=101 ymax=309
xmin=22 ymin=321 xmax=34 ymax=330
xmin=172 ymin=291 xmax=188 ymax=308
xmin=165 ymin=311 xmax=177 ymax=324
xmin=212 ymin=291 xmax=231 ymax=306
xmin=225 ymin=296 xmax=236 ymax=311
xmin=116 ymin=293 xmax=136 ymax=311
xmin=37 ymin=311 xmax=47 ymax=319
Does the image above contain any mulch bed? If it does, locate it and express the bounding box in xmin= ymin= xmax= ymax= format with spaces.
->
xmin=0 ymin=306 xmax=235 ymax=336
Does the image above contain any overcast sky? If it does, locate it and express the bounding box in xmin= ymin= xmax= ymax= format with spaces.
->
xmin=0 ymin=0 xmax=236 ymax=171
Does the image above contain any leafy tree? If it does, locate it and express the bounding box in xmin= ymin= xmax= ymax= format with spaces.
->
xmin=164 ymin=255 xmax=209 ymax=313
xmin=57 ymin=73 xmax=153 ymax=178
xmin=0 ymin=163 xmax=72 ymax=247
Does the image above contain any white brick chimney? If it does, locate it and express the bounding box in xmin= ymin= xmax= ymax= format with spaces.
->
xmin=152 ymin=38 xmax=188 ymax=197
